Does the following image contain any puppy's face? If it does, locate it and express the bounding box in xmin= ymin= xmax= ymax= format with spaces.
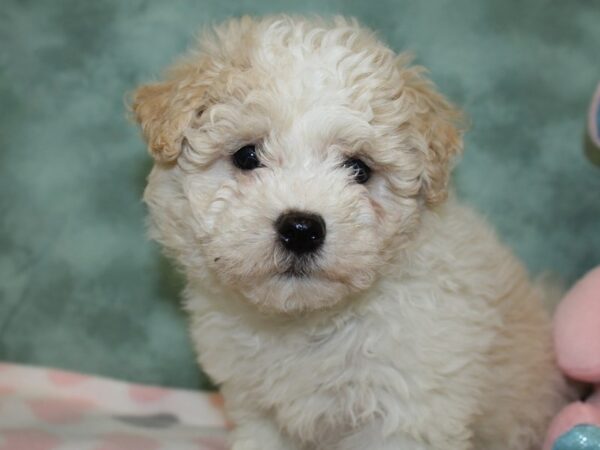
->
xmin=133 ymin=17 xmax=463 ymax=313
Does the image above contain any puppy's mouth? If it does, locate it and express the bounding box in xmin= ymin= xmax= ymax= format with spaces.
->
xmin=278 ymin=257 xmax=319 ymax=279
xmin=282 ymin=265 xmax=310 ymax=278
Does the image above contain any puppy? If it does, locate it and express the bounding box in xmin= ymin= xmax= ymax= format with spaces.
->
xmin=132 ymin=16 xmax=570 ymax=450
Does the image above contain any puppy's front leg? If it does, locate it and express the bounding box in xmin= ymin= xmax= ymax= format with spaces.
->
xmin=332 ymin=421 xmax=472 ymax=450
xmin=230 ymin=416 xmax=298 ymax=450
xmin=334 ymin=435 xmax=469 ymax=450
xmin=375 ymin=435 xmax=469 ymax=450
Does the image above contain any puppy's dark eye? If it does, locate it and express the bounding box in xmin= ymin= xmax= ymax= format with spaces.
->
xmin=232 ymin=145 xmax=261 ymax=170
xmin=342 ymin=158 xmax=371 ymax=184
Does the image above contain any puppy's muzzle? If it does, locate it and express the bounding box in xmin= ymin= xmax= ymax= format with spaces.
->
xmin=275 ymin=211 xmax=326 ymax=255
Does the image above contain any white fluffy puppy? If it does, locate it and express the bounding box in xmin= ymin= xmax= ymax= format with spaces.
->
xmin=133 ymin=16 xmax=569 ymax=450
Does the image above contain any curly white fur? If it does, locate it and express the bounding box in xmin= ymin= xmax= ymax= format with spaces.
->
xmin=133 ymin=15 xmax=570 ymax=449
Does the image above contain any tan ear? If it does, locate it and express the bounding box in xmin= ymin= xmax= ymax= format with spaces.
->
xmin=421 ymin=96 xmax=464 ymax=205
xmin=131 ymin=77 xmax=204 ymax=163
xmin=405 ymin=71 xmax=466 ymax=206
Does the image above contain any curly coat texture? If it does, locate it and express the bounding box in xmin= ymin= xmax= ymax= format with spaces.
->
xmin=133 ymin=16 xmax=570 ymax=450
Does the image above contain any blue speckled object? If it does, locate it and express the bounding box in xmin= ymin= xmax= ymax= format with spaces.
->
xmin=590 ymin=84 xmax=600 ymax=147
xmin=587 ymin=83 xmax=600 ymax=166
xmin=553 ymin=425 xmax=600 ymax=450
xmin=593 ymin=88 xmax=600 ymax=145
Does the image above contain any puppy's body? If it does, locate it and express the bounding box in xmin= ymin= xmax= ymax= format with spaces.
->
xmin=181 ymin=198 xmax=564 ymax=450
xmin=135 ymin=16 xmax=569 ymax=449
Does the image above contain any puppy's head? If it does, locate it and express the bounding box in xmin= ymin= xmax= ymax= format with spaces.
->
xmin=133 ymin=16 xmax=464 ymax=314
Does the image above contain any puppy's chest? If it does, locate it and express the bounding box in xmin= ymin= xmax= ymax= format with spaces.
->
xmin=237 ymin=324 xmax=407 ymax=437
xmin=204 ymin=315 xmax=384 ymax=389
xmin=195 ymin=309 xmax=421 ymax=426
xmin=192 ymin=285 xmax=494 ymax=439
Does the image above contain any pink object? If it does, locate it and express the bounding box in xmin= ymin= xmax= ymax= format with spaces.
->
xmin=128 ymin=385 xmax=170 ymax=403
xmin=28 ymin=397 xmax=94 ymax=424
xmin=0 ymin=429 xmax=60 ymax=450
xmin=554 ymin=267 xmax=600 ymax=381
xmin=47 ymin=370 xmax=90 ymax=387
xmin=544 ymin=267 xmax=600 ymax=450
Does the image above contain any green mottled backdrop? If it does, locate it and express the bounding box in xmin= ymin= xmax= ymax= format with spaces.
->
xmin=1 ymin=0 xmax=599 ymax=390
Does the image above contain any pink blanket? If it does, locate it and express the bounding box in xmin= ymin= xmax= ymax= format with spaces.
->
xmin=0 ymin=363 xmax=229 ymax=449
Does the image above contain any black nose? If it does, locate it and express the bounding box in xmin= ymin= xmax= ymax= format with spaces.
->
xmin=275 ymin=212 xmax=326 ymax=255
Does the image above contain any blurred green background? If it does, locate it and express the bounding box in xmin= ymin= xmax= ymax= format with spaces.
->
xmin=1 ymin=0 xmax=599 ymax=390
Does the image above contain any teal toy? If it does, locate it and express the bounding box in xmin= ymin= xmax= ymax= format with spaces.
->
xmin=587 ymin=83 xmax=600 ymax=165
xmin=590 ymin=84 xmax=600 ymax=147
xmin=554 ymin=425 xmax=600 ymax=450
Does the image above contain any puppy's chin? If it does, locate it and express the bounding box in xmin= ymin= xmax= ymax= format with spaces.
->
xmin=241 ymin=273 xmax=355 ymax=314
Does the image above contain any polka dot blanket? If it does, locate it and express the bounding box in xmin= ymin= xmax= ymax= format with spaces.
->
xmin=0 ymin=363 xmax=229 ymax=450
